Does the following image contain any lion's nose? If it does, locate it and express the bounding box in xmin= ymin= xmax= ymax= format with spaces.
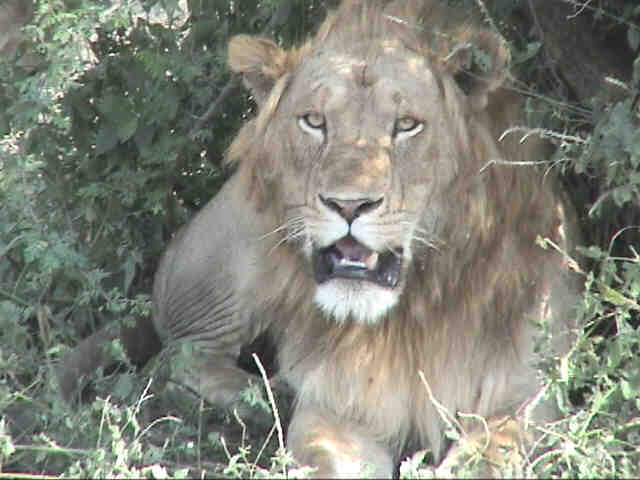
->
xmin=319 ymin=195 xmax=383 ymax=223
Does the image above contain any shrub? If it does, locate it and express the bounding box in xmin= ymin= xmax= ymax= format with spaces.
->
xmin=1 ymin=0 xmax=638 ymax=477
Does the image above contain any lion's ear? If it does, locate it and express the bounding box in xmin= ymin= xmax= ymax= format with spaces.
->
xmin=228 ymin=35 xmax=289 ymax=105
xmin=444 ymin=30 xmax=510 ymax=111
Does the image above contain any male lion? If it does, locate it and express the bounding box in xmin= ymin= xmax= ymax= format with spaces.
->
xmin=61 ymin=0 xmax=580 ymax=477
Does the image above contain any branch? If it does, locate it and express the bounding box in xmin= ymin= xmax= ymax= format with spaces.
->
xmin=189 ymin=75 xmax=241 ymax=137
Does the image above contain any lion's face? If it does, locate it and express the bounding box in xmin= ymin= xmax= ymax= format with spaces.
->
xmin=278 ymin=48 xmax=463 ymax=323
xmin=228 ymin=24 xmax=507 ymax=325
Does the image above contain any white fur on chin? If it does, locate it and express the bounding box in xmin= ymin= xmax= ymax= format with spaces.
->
xmin=314 ymin=279 xmax=398 ymax=324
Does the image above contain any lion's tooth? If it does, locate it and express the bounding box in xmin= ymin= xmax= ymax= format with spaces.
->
xmin=339 ymin=257 xmax=366 ymax=268
xmin=365 ymin=252 xmax=379 ymax=270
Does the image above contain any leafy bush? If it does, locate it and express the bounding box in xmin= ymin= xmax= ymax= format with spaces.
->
xmin=1 ymin=0 xmax=639 ymax=477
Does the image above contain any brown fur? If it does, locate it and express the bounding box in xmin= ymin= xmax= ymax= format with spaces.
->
xmin=59 ymin=0 xmax=580 ymax=477
xmin=226 ymin=2 xmax=578 ymax=475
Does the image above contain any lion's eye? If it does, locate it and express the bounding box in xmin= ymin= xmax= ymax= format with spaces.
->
xmin=298 ymin=113 xmax=326 ymax=139
xmin=303 ymin=112 xmax=326 ymax=128
xmin=393 ymin=117 xmax=424 ymax=140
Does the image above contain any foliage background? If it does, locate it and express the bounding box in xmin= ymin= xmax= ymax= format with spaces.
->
xmin=0 ymin=0 xmax=639 ymax=477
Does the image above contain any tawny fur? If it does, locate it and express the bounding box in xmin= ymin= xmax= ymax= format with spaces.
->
xmin=59 ymin=0 xmax=580 ymax=477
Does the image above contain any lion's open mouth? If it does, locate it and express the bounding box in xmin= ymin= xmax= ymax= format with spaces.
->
xmin=312 ymin=235 xmax=403 ymax=288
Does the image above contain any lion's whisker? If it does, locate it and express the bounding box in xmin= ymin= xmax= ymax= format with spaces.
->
xmin=266 ymin=223 xmax=307 ymax=256
xmin=411 ymin=233 xmax=443 ymax=252
xmin=259 ymin=216 xmax=305 ymax=241
xmin=383 ymin=243 xmax=404 ymax=259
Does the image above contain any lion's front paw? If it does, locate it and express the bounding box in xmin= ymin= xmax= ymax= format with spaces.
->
xmin=287 ymin=408 xmax=394 ymax=479
xmin=436 ymin=417 xmax=530 ymax=478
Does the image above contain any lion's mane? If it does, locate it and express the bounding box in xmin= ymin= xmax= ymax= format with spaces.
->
xmin=222 ymin=0 xmax=576 ymax=463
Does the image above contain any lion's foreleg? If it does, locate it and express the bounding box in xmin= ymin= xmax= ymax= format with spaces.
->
xmin=172 ymin=352 xmax=256 ymax=405
xmin=287 ymin=407 xmax=394 ymax=478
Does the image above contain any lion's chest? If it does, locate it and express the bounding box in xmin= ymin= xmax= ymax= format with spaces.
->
xmin=276 ymin=310 xmax=537 ymax=454
xmin=277 ymin=318 xmax=470 ymax=444
xmin=282 ymin=336 xmax=415 ymax=441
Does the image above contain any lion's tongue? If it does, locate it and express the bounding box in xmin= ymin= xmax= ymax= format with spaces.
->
xmin=312 ymin=236 xmax=401 ymax=288
xmin=332 ymin=236 xmax=379 ymax=270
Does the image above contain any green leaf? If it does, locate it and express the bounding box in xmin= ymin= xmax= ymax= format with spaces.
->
xmin=116 ymin=114 xmax=138 ymax=143
xmin=514 ymin=41 xmax=542 ymax=64
xmin=133 ymin=125 xmax=156 ymax=152
xmin=97 ymin=92 xmax=138 ymax=142
xmin=621 ymin=380 xmax=634 ymax=400
xmin=84 ymin=205 xmax=97 ymax=222
xmin=122 ymin=256 xmax=138 ymax=295
xmin=112 ymin=374 xmax=135 ymax=401
xmin=96 ymin=123 xmax=120 ymax=155
xmin=599 ymin=282 xmax=640 ymax=310
xmin=173 ymin=468 xmax=191 ymax=479
xmin=578 ymin=245 xmax=605 ymax=260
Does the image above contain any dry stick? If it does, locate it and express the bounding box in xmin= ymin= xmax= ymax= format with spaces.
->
xmin=418 ymin=371 xmax=465 ymax=436
xmin=252 ymin=353 xmax=285 ymax=453
xmin=498 ymin=126 xmax=586 ymax=145
xmin=254 ymin=424 xmax=278 ymax=469
xmin=456 ymin=411 xmax=492 ymax=452
xmin=564 ymin=0 xmax=593 ymax=19
xmin=473 ymin=0 xmax=498 ymax=32
xmin=539 ymin=237 xmax=583 ymax=275
xmin=607 ymin=226 xmax=640 ymax=259
xmin=0 ymin=474 xmax=59 ymax=480
xmin=220 ymin=436 xmax=233 ymax=462
xmin=197 ymin=397 xmax=204 ymax=471
xmin=419 ymin=372 xmax=482 ymax=475
xmin=419 ymin=372 xmax=500 ymax=462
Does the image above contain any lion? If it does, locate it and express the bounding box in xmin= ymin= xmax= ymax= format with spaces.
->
xmin=60 ymin=0 xmax=581 ymax=477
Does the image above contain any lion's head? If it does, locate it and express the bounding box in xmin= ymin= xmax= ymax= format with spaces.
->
xmin=226 ymin=0 xmax=561 ymax=326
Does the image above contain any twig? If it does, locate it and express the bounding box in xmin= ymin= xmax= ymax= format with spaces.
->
xmin=527 ymin=0 xmax=544 ymax=40
xmin=232 ymin=408 xmax=248 ymax=452
xmin=498 ymin=126 xmax=586 ymax=145
xmin=197 ymin=397 xmax=203 ymax=470
xmin=537 ymin=236 xmax=583 ymax=275
xmin=607 ymin=226 xmax=640 ymax=257
xmin=479 ymin=158 xmax=556 ymax=174
xmin=565 ymin=0 xmax=593 ymax=19
xmin=418 ymin=371 xmax=465 ymax=436
xmin=0 ymin=288 xmax=30 ymax=307
xmin=189 ymin=76 xmax=241 ymax=136
xmin=526 ymin=0 xmax=566 ymax=92
xmin=188 ymin=0 xmax=288 ymax=138
xmin=0 ymin=474 xmax=59 ymax=480
xmin=457 ymin=411 xmax=491 ymax=451
xmin=10 ymin=444 xmax=88 ymax=456
xmin=254 ymin=424 xmax=278 ymax=467
xmin=473 ymin=0 xmax=498 ymax=32
xmin=252 ymin=353 xmax=285 ymax=453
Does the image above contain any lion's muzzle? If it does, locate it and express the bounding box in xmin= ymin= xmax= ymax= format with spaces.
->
xmin=312 ymin=235 xmax=402 ymax=288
